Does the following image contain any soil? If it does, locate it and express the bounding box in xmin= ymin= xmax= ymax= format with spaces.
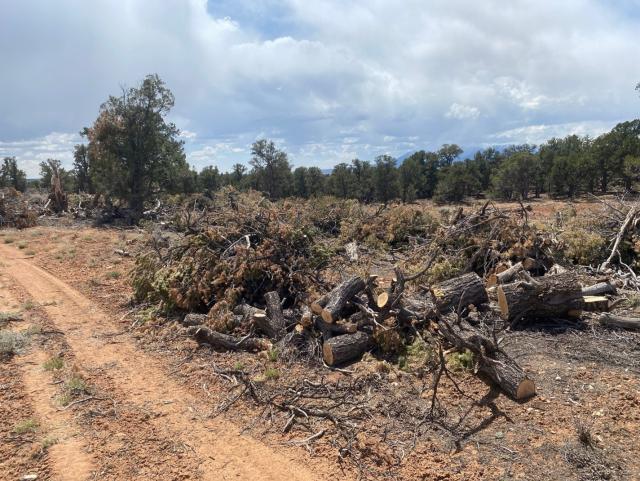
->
xmin=1 ymin=206 xmax=639 ymax=480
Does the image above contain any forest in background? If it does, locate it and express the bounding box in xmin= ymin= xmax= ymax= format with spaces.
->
xmin=1 ymin=76 xmax=639 ymax=219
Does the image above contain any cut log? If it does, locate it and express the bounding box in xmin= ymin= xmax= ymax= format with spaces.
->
xmin=497 ymin=273 xmax=584 ymax=324
xmin=186 ymin=325 xmax=271 ymax=352
xmin=233 ymin=304 xmax=265 ymax=319
xmin=257 ymin=291 xmax=286 ymax=340
xmin=431 ymin=273 xmax=488 ymax=314
xmin=376 ymin=291 xmax=389 ymax=309
xmin=487 ymin=262 xmax=524 ymax=287
xmin=310 ymin=294 xmax=329 ymax=314
xmin=182 ymin=313 xmax=207 ymax=327
xmin=321 ymin=276 xmax=366 ymax=323
xmin=597 ymin=313 xmax=640 ymax=330
xmin=300 ymin=305 xmax=313 ymax=328
xmin=322 ymin=331 xmax=372 ymax=366
xmin=581 ymin=282 xmax=616 ymax=297
xmin=582 ymin=296 xmax=609 ymax=312
xmin=397 ymin=295 xmax=437 ymax=324
xmin=438 ymin=315 xmax=535 ymax=400
xmin=314 ymin=317 xmax=357 ymax=340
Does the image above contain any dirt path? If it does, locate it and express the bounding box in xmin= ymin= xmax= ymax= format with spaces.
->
xmin=0 ymin=243 xmax=323 ymax=481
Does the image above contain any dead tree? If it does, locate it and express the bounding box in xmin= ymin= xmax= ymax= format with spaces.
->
xmin=48 ymin=162 xmax=68 ymax=213
xmin=438 ymin=315 xmax=535 ymax=400
xmin=187 ymin=326 xmax=271 ymax=352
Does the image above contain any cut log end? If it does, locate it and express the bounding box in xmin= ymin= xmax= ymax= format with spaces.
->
xmin=376 ymin=291 xmax=389 ymax=309
xmin=322 ymin=342 xmax=336 ymax=366
xmin=516 ymin=379 xmax=536 ymax=400
xmin=497 ymin=286 xmax=508 ymax=318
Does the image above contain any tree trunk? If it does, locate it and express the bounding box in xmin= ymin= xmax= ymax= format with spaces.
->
xmin=438 ymin=316 xmax=535 ymax=400
xmin=497 ymin=273 xmax=584 ymax=324
xmin=581 ymin=282 xmax=616 ymax=296
xmin=257 ymin=291 xmax=287 ymax=340
xmin=597 ymin=313 xmax=640 ymax=330
xmin=430 ymin=272 xmax=488 ymax=314
xmin=187 ymin=326 xmax=271 ymax=352
xmin=322 ymin=331 xmax=372 ymax=366
xmin=321 ymin=276 xmax=366 ymax=323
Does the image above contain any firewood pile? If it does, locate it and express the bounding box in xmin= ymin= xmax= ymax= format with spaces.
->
xmin=132 ymin=190 xmax=640 ymax=401
xmin=0 ymin=188 xmax=37 ymax=229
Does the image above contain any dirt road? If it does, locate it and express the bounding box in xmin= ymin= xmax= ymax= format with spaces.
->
xmin=0 ymin=243 xmax=323 ymax=481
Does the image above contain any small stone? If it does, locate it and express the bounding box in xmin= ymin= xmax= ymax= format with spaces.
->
xmin=21 ymin=475 xmax=38 ymax=481
xmin=495 ymin=431 xmax=504 ymax=439
xmin=555 ymin=375 xmax=562 ymax=381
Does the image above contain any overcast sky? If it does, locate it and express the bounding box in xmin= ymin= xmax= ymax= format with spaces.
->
xmin=1 ymin=0 xmax=639 ymax=176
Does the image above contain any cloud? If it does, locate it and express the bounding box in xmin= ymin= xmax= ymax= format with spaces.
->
xmin=445 ymin=103 xmax=480 ymax=120
xmin=0 ymin=0 xmax=639 ymax=174
xmin=489 ymin=120 xmax=618 ymax=145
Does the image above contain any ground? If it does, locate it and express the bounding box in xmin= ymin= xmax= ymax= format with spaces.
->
xmin=0 ymin=199 xmax=639 ymax=480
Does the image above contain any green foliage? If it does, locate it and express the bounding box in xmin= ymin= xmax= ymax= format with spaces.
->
xmin=0 ymin=157 xmax=27 ymax=192
xmin=558 ymin=223 xmax=607 ymax=265
xmin=250 ymin=139 xmax=293 ymax=199
xmin=447 ymin=349 xmax=474 ymax=371
xmin=263 ymin=367 xmax=280 ymax=380
xmin=13 ymin=418 xmax=38 ymax=434
xmin=43 ymin=355 xmax=64 ymax=371
xmin=85 ymin=74 xmax=188 ymax=220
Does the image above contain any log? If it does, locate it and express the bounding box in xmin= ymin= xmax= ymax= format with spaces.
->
xmin=310 ymin=294 xmax=329 ymax=314
xmin=186 ymin=326 xmax=271 ymax=352
xmin=581 ymin=282 xmax=616 ymax=297
xmin=397 ymin=295 xmax=437 ymax=324
xmin=487 ymin=262 xmax=524 ymax=287
xmin=300 ymin=305 xmax=313 ymax=328
xmin=597 ymin=313 xmax=640 ymax=330
xmin=322 ymin=331 xmax=372 ymax=366
xmin=431 ymin=273 xmax=488 ymax=314
xmin=314 ymin=317 xmax=357 ymax=340
xmin=233 ymin=304 xmax=265 ymax=320
xmin=497 ymin=273 xmax=584 ymax=324
xmin=258 ymin=291 xmax=287 ymax=340
xmin=438 ymin=316 xmax=535 ymax=400
xmin=182 ymin=313 xmax=207 ymax=327
xmin=376 ymin=291 xmax=389 ymax=309
xmin=582 ymin=296 xmax=609 ymax=312
xmin=321 ymin=276 xmax=366 ymax=323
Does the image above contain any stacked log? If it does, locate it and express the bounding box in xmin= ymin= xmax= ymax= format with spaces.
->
xmin=430 ymin=272 xmax=488 ymax=314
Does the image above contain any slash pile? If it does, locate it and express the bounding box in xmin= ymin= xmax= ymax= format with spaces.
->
xmin=132 ymin=189 xmax=640 ymax=400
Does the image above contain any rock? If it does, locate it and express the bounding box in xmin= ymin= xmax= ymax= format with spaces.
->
xmin=21 ymin=475 xmax=38 ymax=481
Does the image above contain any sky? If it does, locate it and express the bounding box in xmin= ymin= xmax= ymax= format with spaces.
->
xmin=0 ymin=0 xmax=639 ymax=176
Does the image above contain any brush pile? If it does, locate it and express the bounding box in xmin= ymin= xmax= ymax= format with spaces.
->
xmin=0 ymin=188 xmax=37 ymax=229
xmin=132 ymin=189 xmax=640 ymax=400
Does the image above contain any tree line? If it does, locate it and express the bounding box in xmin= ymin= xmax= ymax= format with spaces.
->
xmin=2 ymin=76 xmax=639 ymax=220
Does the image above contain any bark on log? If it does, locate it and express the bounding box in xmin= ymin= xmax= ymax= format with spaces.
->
xmin=487 ymin=262 xmax=524 ymax=287
xmin=581 ymin=282 xmax=617 ymax=297
xmin=322 ymin=331 xmax=372 ymax=366
xmin=258 ymin=291 xmax=287 ymax=340
xmin=438 ymin=315 xmax=535 ymax=400
xmin=497 ymin=273 xmax=584 ymax=324
xmin=186 ymin=325 xmax=271 ymax=352
xmin=431 ymin=273 xmax=488 ymax=314
xmin=397 ymin=295 xmax=437 ymax=324
xmin=321 ymin=276 xmax=366 ymax=323
xmin=315 ymin=317 xmax=357 ymax=340
xmin=233 ymin=304 xmax=265 ymax=320
xmin=300 ymin=305 xmax=313 ymax=328
xmin=597 ymin=313 xmax=640 ymax=330
xmin=182 ymin=313 xmax=207 ymax=327
xmin=310 ymin=294 xmax=329 ymax=314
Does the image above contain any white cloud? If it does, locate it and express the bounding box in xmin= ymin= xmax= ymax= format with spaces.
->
xmin=0 ymin=0 xmax=639 ymax=172
xmin=489 ymin=120 xmax=619 ymax=145
xmin=445 ymin=103 xmax=480 ymax=120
